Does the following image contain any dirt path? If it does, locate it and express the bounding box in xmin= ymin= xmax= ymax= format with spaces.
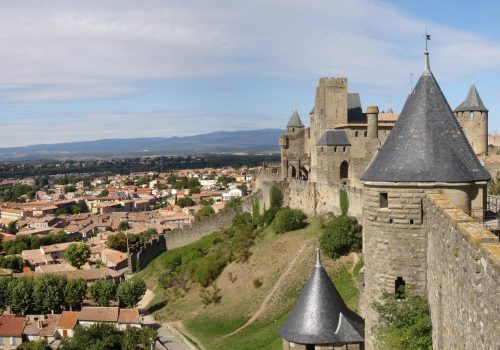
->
xmin=349 ymin=252 xmax=360 ymax=273
xmin=222 ymin=242 xmax=308 ymax=338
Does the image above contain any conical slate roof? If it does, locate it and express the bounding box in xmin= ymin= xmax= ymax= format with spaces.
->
xmin=454 ymin=84 xmax=488 ymax=112
xmin=279 ymin=249 xmax=364 ymax=345
xmin=287 ymin=110 xmax=305 ymax=128
xmin=361 ymin=52 xmax=490 ymax=183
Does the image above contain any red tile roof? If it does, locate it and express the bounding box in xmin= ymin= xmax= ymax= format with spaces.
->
xmin=118 ymin=308 xmax=140 ymax=324
xmin=0 ymin=314 xmax=26 ymax=337
xmin=78 ymin=307 xmax=119 ymax=322
xmin=57 ymin=311 xmax=80 ymax=330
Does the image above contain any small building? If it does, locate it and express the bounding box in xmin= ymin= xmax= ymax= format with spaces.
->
xmin=77 ymin=307 xmax=141 ymax=329
xmin=23 ymin=314 xmax=61 ymax=343
xmin=56 ymin=311 xmax=80 ymax=338
xmin=280 ymin=249 xmax=364 ymax=350
xmin=0 ymin=314 xmax=26 ymax=350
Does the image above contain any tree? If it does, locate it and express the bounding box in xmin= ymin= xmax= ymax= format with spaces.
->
xmin=0 ymin=255 xmax=24 ymax=272
xmin=177 ymin=197 xmax=195 ymax=208
xmin=320 ymin=216 xmax=362 ymax=259
xmin=106 ymin=232 xmax=127 ymax=252
xmin=6 ymin=221 xmax=18 ymax=234
xmin=33 ymin=275 xmax=67 ymax=314
xmin=9 ymin=277 xmax=35 ymax=315
xmin=97 ymin=189 xmax=109 ymax=197
xmin=117 ymin=279 xmax=147 ymax=308
xmin=0 ymin=277 xmax=11 ymax=313
xmin=17 ymin=339 xmax=51 ymax=350
xmin=270 ymin=186 xmax=283 ymax=208
xmin=64 ymin=243 xmax=91 ymax=269
xmin=89 ymin=280 xmax=117 ymax=307
xmin=64 ymin=279 xmax=87 ymax=311
xmin=60 ymin=323 xmax=121 ymax=350
xmin=217 ymin=175 xmax=236 ymax=188
xmin=71 ymin=205 xmax=82 ymax=214
xmin=339 ymin=188 xmax=349 ymax=216
xmin=271 ymin=208 xmax=307 ymax=234
xmin=64 ymin=185 xmax=77 ymax=194
xmin=118 ymin=221 xmax=131 ymax=231
xmin=195 ymin=205 xmax=214 ymax=221
xmin=372 ymin=286 xmax=432 ymax=350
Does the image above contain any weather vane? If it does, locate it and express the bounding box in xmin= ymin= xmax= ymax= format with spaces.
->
xmin=424 ymin=26 xmax=431 ymax=51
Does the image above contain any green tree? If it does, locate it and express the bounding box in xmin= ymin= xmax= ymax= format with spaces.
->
xmin=97 ymin=189 xmax=109 ymax=197
xmin=9 ymin=276 xmax=35 ymax=315
xmin=71 ymin=205 xmax=82 ymax=214
xmin=177 ymin=197 xmax=195 ymax=208
xmin=60 ymin=323 xmax=121 ymax=350
xmin=0 ymin=255 xmax=24 ymax=272
xmin=320 ymin=216 xmax=362 ymax=259
xmin=271 ymin=208 xmax=307 ymax=234
xmin=89 ymin=280 xmax=117 ymax=307
xmin=195 ymin=205 xmax=214 ymax=221
xmin=6 ymin=221 xmax=18 ymax=234
xmin=106 ymin=232 xmax=127 ymax=252
xmin=270 ymin=186 xmax=283 ymax=208
xmin=217 ymin=175 xmax=236 ymax=188
xmin=64 ymin=185 xmax=77 ymax=194
xmin=117 ymin=279 xmax=147 ymax=308
xmin=64 ymin=279 xmax=87 ymax=311
xmin=33 ymin=274 xmax=67 ymax=314
xmin=17 ymin=339 xmax=51 ymax=350
xmin=339 ymin=188 xmax=349 ymax=216
xmin=118 ymin=221 xmax=131 ymax=231
xmin=0 ymin=277 xmax=11 ymax=313
xmin=252 ymin=198 xmax=261 ymax=225
xmin=372 ymin=286 xmax=432 ymax=350
xmin=64 ymin=243 xmax=91 ymax=269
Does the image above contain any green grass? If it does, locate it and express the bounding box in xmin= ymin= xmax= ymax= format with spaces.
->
xmin=330 ymin=266 xmax=360 ymax=311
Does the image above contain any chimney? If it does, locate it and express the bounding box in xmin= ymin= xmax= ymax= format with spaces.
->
xmin=366 ymin=106 xmax=379 ymax=139
xmin=38 ymin=320 xmax=43 ymax=329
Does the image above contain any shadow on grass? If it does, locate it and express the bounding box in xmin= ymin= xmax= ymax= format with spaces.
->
xmin=148 ymin=300 xmax=168 ymax=314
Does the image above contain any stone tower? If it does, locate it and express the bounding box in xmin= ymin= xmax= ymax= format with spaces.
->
xmin=280 ymin=110 xmax=308 ymax=180
xmin=280 ymin=249 xmax=364 ymax=350
xmin=310 ymin=78 xmax=348 ymax=181
xmin=454 ymin=84 xmax=489 ymax=155
xmin=360 ymin=50 xmax=490 ymax=349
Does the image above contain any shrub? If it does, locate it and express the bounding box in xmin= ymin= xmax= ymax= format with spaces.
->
xmin=195 ymin=205 xmax=215 ymax=221
xmin=253 ymin=278 xmax=263 ymax=288
xmin=339 ymin=188 xmax=349 ymax=216
xmin=199 ymin=285 xmax=222 ymax=305
xmin=188 ymin=251 xmax=229 ymax=287
xmin=372 ymin=286 xmax=432 ymax=350
xmin=270 ymin=186 xmax=283 ymax=208
xmin=271 ymin=208 xmax=307 ymax=234
xmin=262 ymin=206 xmax=280 ymax=226
xmin=320 ymin=216 xmax=362 ymax=259
xmin=232 ymin=212 xmax=253 ymax=228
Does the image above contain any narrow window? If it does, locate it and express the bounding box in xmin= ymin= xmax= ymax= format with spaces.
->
xmin=364 ymin=131 xmax=367 ymax=137
xmin=343 ymin=147 xmax=346 ymax=152
xmin=379 ymin=192 xmax=388 ymax=208
xmin=355 ymin=131 xmax=359 ymax=137
xmin=395 ymin=277 xmax=406 ymax=299
xmin=306 ymin=345 xmax=315 ymax=350
xmin=334 ymin=147 xmax=337 ymax=152
xmin=409 ymin=219 xmax=414 ymax=224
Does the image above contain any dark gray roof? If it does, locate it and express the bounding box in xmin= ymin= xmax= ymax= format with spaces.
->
xmin=287 ymin=110 xmax=305 ymax=128
xmin=279 ymin=249 xmax=364 ymax=345
xmin=361 ymin=53 xmax=490 ymax=183
xmin=454 ymin=84 xmax=488 ymax=112
xmin=347 ymin=93 xmax=365 ymax=123
xmin=317 ymin=130 xmax=351 ymax=146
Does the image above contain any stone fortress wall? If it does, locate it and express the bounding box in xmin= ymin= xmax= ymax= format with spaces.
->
xmin=128 ymin=191 xmax=263 ymax=272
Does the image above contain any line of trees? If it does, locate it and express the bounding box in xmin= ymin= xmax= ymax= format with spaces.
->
xmin=0 ymin=275 xmax=146 ymax=315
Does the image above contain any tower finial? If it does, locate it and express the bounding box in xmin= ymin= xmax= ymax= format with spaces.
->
xmin=423 ymin=28 xmax=431 ymax=73
xmin=315 ymin=248 xmax=321 ymax=267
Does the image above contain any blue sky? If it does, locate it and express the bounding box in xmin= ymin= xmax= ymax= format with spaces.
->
xmin=0 ymin=0 xmax=499 ymax=147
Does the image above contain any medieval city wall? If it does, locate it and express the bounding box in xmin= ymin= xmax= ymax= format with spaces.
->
xmin=426 ymin=193 xmax=499 ymax=349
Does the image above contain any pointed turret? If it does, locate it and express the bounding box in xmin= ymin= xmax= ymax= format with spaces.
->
xmin=279 ymin=249 xmax=364 ymax=346
xmin=361 ymin=51 xmax=490 ymax=183
xmin=287 ymin=110 xmax=305 ymax=128
xmin=454 ymin=84 xmax=488 ymax=112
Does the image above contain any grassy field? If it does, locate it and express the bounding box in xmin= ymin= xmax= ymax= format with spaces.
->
xmin=135 ymin=217 xmax=363 ymax=350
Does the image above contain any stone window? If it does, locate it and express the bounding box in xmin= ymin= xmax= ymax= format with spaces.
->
xmin=355 ymin=131 xmax=359 ymax=137
xmin=343 ymin=147 xmax=346 ymax=152
xmin=306 ymin=345 xmax=315 ymax=350
xmin=364 ymin=131 xmax=367 ymax=137
xmin=395 ymin=277 xmax=406 ymax=299
xmin=379 ymin=192 xmax=388 ymax=208
xmin=334 ymin=147 xmax=337 ymax=152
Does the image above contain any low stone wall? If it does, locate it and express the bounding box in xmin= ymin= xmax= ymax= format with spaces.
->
xmin=128 ymin=234 xmax=167 ymax=272
xmin=426 ymin=193 xmax=499 ymax=349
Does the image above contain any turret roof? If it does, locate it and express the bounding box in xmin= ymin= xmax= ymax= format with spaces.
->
xmin=279 ymin=249 xmax=364 ymax=345
xmin=287 ymin=110 xmax=305 ymax=128
xmin=361 ymin=52 xmax=490 ymax=183
xmin=317 ymin=130 xmax=351 ymax=146
xmin=454 ymin=84 xmax=488 ymax=112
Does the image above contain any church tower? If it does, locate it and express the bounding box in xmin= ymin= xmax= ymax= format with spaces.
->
xmin=360 ymin=48 xmax=490 ymax=349
xmin=454 ymin=84 xmax=489 ymax=155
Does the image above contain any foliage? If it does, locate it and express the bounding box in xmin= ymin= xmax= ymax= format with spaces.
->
xmin=118 ymin=220 xmax=131 ymax=231
xmin=271 ymin=208 xmax=307 ymax=234
xmin=269 ymin=186 xmax=283 ymax=209
xmin=33 ymin=274 xmax=67 ymax=314
xmin=199 ymin=285 xmax=222 ymax=305
xmin=372 ymin=286 xmax=433 ymax=350
xmin=97 ymin=189 xmax=109 ymax=197
xmin=6 ymin=221 xmax=18 ymax=234
xmin=2 ymin=231 xmax=80 ymax=255
xmin=64 ymin=243 xmax=91 ymax=269
xmin=0 ymin=255 xmax=24 ymax=272
xmin=17 ymin=339 xmax=51 ymax=350
xmin=9 ymin=276 xmax=34 ymax=315
xmin=60 ymin=323 xmax=158 ymax=350
xmin=195 ymin=205 xmax=215 ymax=221
xmin=217 ymin=175 xmax=236 ymax=188
xmin=262 ymin=206 xmax=279 ymax=226
xmin=252 ymin=199 xmax=261 ymax=226
xmin=0 ymin=184 xmax=39 ymax=202
xmin=117 ymin=279 xmax=147 ymax=308
xmin=320 ymin=216 xmax=362 ymax=259
xmin=225 ymin=198 xmax=242 ymax=209
xmin=339 ymin=188 xmax=349 ymax=216
xmin=64 ymin=279 xmax=87 ymax=311
xmin=0 ymin=277 xmax=11 ymax=313
xmin=64 ymin=185 xmax=76 ymax=194
xmin=89 ymin=280 xmax=117 ymax=306
xmin=71 ymin=205 xmax=82 ymax=214
xmin=107 ymin=232 xmax=128 ymax=252
xmin=177 ymin=197 xmax=195 ymax=208
xmin=253 ymin=278 xmax=263 ymax=288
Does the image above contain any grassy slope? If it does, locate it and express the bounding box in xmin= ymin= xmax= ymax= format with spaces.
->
xmin=135 ymin=218 xmax=363 ymax=350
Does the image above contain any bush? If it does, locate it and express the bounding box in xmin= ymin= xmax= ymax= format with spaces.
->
xmin=320 ymin=216 xmax=362 ymax=259
xmin=262 ymin=206 xmax=280 ymax=226
xmin=271 ymin=208 xmax=307 ymax=234
xmin=270 ymin=186 xmax=283 ymax=208
xmin=339 ymin=188 xmax=349 ymax=216
xmin=199 ymin=285 xmax=222 ymax=305
xmin=253 ymin=278 xmax=263 ymax=288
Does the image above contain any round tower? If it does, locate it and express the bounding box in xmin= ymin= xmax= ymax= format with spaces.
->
xmin=454 ymin=84 xmax=489 ymax=155
xmin=360 ymin=50 xmax=490 ymax=349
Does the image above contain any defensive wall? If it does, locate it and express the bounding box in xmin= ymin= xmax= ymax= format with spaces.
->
xmin=128 ymin=191 xmax=263 ymax=272
xmin=426 ymin=193 xmax=499 ymax=349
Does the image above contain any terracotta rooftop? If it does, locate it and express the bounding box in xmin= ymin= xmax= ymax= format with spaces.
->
xmin=0 ymin=314 xmax=26 ymax=337
xmin=78 ymin=307 xmax=119 ymax=322
xmin=57 ymin=311 xmax=80 ymax=330
xmin=24 ymin=314 xmax=61 ymax=337
xmin=117 ymin=308 xmax=140 ymax=324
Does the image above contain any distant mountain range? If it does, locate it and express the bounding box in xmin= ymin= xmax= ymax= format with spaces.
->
xmin=0 ymin=129 xmax=283 ymax=160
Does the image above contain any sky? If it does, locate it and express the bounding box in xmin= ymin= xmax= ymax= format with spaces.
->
xmin=0 ymin=0 xmax=499 ymax=147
